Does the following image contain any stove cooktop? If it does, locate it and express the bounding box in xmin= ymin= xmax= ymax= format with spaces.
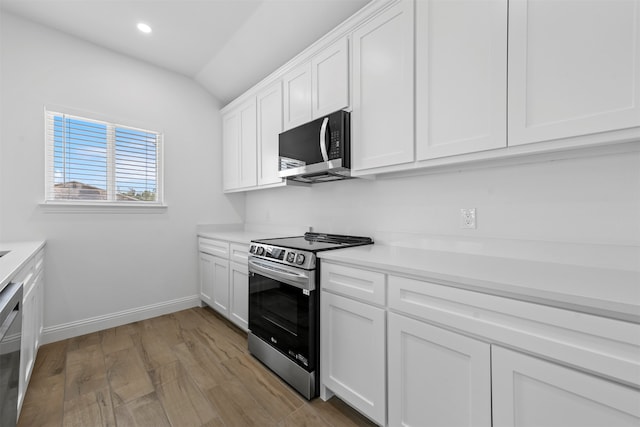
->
xmin=252 ymin=232 xmax=373 ymax=253
xmin=250 ymin=232 xmax=373 ymax=269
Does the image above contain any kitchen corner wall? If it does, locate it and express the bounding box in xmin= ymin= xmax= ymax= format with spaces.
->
xmin=0 ymin=12 xmax=244 ymax=341
xmin=245 ymin=149 xmax=640 ymax=249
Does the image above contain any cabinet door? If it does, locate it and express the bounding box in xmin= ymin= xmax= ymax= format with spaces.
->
xmin=211 ymin=256 xmax=230 ymax=317
xmin=312 ymin=37 xmax=349 ymax=118
xmin=283 ymin=62 xmax=312 ymax=130
xmin=222 ymin=99 xmax=257 ymax=191
xmin=352 ymin=0 xmax=414 ymax=171
xmin=388 ymin=313 xmax=491 ymax=427
xmin=416 ymin=0 xmax=507 ymax=160
xmin=508 ymin=0 xmax=640 ymax=146
xmin=19 ymin=283 xmax=37 ymax=412
xmin=492 ymin=346 xmax=640 ymax=427
xmin=199 ymin=252 xmax=215 ymax=306
xmin=238 ymin=99 xmax=258 ymax=188
xmin=321 ymin=292 xmax=385 ymax=425
xmin=257 ymin=81 xmax=284 ymax=186
xmin=229 ymin=262 xmax=248 ymax=331
xmin=222 ymin=111 xmax=240 ymax=191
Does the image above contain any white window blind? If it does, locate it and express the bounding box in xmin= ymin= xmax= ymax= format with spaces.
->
xmin=45 ymin=110 xmax=163 ymax=204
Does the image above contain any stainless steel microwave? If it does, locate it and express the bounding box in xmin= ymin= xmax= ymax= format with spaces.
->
xmin=278 ymin=110 xmax=350 ymax=183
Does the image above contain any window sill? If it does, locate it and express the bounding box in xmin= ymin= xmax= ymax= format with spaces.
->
xmin=39 ymin=201 xmax=168 ymax=214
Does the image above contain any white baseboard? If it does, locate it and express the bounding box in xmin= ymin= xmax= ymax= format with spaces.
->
xmin=41 ymin=295 xmax=201 ymax=345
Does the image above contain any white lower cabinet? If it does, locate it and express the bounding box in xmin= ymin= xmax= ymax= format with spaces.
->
xmin=321 ymin=291 xmax=386 ymax=426
xmin=210 ymin=256 xmax=230 ymax=317
xmin=229 ymin=262 xmax=249 ymax=331
xmin=387 ymin=312 xmax=491 ymax=427
xmin=198 ymin=251 xmax=216 ymax=307
xmin=492 ymin=346 xmax=640 ymax=427
xmin=199 ymin=251 xmax=229 ymax=316
xmin=17 ymin=248 xmax=44 ymax=415
xmin=198 ymin=237 xmax=248 ymax=331
xmin=320 ymin=260 xmax=640 ymax=427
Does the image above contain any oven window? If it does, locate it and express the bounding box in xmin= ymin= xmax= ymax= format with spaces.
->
xmin=259 ymin=285 xmax=300 ymax=336
xmin=249 ymin=272 xmax=317 ymax=370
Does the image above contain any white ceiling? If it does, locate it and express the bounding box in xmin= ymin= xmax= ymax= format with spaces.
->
xmin=0 ymin=0 xmax=371 ymax=105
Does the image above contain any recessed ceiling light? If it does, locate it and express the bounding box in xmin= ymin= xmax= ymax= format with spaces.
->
xmin=137 ymin=22 xmax=152 ymax=34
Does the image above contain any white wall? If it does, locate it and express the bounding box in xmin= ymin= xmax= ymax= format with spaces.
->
xmin=0 ymin=13 xmax=244 ymax=341
xmin=246 ymin=149 xmax=640 ymax=250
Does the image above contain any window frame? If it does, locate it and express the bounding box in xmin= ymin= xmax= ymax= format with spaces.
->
xmin=42 ymin=106 xmax=166 ymax=212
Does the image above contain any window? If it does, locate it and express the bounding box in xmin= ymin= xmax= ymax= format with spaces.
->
xmin=45 ymin=110 xmax=163 ymax=205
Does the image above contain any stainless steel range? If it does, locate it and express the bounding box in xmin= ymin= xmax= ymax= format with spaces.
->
xmin=247 ymin=232 xmax=373 ymax=399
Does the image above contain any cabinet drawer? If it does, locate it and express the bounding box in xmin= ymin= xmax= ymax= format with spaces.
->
xmin=13 ymin=259 xmax=35 ymax=295
xmin=388 ymin=274 xmax=640 ymax=388
xmin=229 ymin=243 xmax=249 ymax=265
xmin=34 ymin=249 xmax=44 ymax=274
xmin=321 ymin=262 xmax=386 ymax=306
xmin=198 ymin=238 xmax=229 ymax=258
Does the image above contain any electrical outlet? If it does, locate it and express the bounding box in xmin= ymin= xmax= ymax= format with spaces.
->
xmin=460 ymin=208 xmax=476 ymax=229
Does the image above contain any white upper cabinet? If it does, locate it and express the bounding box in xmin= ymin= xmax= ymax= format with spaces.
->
xmin=283 ymin=62 xmax=312 ymax=130
xmin=222 ymin=98 xmax=257 ymax=191
xmin=283 ymin=37 xmax=350 ymax=131
xmin=352 ymin=0 xmax=415 ymax=171
xmin=508 ymin=0 xmax=640 ymax=146
xmin=222 ymin=112 xmax=240 ymax=191
xmin=311 ymin=37 xmax=350 ymax=118
xmin=238 ymin=100 xmax=258 ymax=188
xmin=257 ymin=81 xmax=284 ymax=186
xmin=416 ymin=0 xmax=507 ymax=160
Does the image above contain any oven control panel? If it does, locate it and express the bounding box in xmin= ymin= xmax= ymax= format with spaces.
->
xmin=249 ymin=244 xmax=316 ymax=270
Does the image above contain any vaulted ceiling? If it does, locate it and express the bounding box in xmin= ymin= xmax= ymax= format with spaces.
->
xmin=0 ymin=0 xmax=371 ymax=105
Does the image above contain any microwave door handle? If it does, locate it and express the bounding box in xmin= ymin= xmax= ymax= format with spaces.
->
xmin=319 ymin=117 xmax=329 ymax=162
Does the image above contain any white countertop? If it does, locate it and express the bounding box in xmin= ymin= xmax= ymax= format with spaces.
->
xmin=319 ymin=244 xmax=640 ymax=323
xmin=197 ymin=222 xmax=310 ymax=245
xmin=0 ymin=241 xmax=46 ymax=293
xmin=197 ymin=230 xmax=293 ymax=245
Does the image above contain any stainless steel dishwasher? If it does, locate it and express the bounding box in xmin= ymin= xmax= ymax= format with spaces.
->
xmin=0 ymin=282 xmax=23 ymax=427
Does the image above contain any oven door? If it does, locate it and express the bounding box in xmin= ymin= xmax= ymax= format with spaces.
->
xmin=248 ymin=257 xmax=318 ymax=371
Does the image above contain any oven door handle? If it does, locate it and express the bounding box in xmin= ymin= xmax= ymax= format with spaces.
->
xmin=248 ymin=259 xmax=315 ymax=291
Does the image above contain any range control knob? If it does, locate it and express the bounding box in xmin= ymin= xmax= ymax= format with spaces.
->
xmin=295 ymin=254 xmax=305 ymax=265
xmin=256 ymin=246 xmax=265 ymax=256
xmin=286 ymin=252 xmax=296 ymax=263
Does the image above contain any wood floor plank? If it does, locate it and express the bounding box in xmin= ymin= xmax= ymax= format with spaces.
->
xmin=132 ymin=327 xmax=179 ymax=372
xmin=310 ymin=397 xmax=378 ymax=427
xmin=20 ymin=308 xmax=378 ymax=427
xmin=171 ymin=336 xmax=235 ymax=391
xmin=18 ymin=373 xmax=65 ymax=427
xmin=222 ymin=354 xmax=304 ymax=423
xmin=65 ymin=343 xmax=108 ymax=401
xmin=148 ymin=360 xmax=183 ymax=387
xmin=105 ymin=347 xmax=155 ymax=407
xmin=279 ymin=404 xmax=331 ymax=427
xmin=112 ymin=392 xmax=172 ymax=427
xmin=67 ymin=331 xmax=102 ymax=351
xmin=62 ymin=387 xmax=115 ymax=427
xmin=203 ymin=380 xmax=278 ymax=427
xmin=101 ymin=326 xmax=135 ymax=355
xmin=182 ymin=326 xmax=245 ymax=363
xmin=193 ymin=307 xmax=249 ymax=349
xmin=32 ymin=340 xmax=68 ymax=379
xmin=142 ymin=313 xmax=184 ymax=347
xmin=154 ymin=363 xmax=222 ymax=427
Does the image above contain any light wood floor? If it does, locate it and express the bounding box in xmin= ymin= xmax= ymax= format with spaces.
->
xmin=18 ymin=306 xmax=377 ymax=427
